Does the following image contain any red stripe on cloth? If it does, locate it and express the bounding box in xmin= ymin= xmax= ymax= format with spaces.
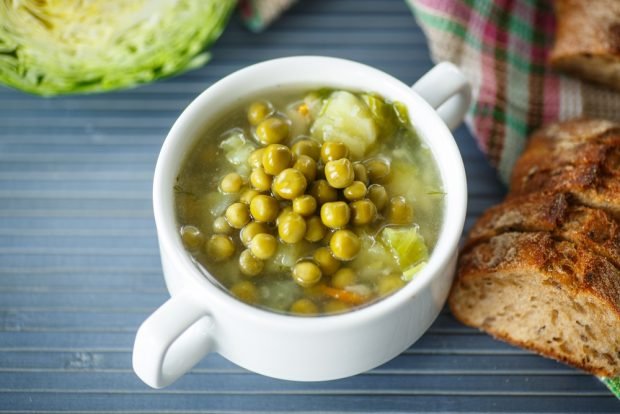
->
xmin=415 ymin=0 xmax=473 ymax=23
xmin=485 ymin=0 xmax=512 ymax=164
xmin=417 ymin=0 xmax=549 ymax=63
xmin=540 ymin=4 xmax=560 ymax=122
xmin=474 ymin=50 xmax=499 ymax=152
xmin=527 ymin=1 xmax=558 ymax=130
xmin=543 ymin=71 xmax=560 ymax=122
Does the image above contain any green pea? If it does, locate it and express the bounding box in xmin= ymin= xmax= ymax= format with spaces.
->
xmin=290 ymin=298 xmax=319 ymax=315
xmin=262 ymin=144 xmax=292 ymax=175
xmin=313 ymin=247 xmax=340 ymax=276
xmin=256 ymin=117 xmax=290 ymax=145
xmin=272 ymin=168 xmax=307 ymax=200
xmin=329 ymin=229 xmax=360 ymax=261
xmin=387 ymin=195 xmax=414 ymax=225
xmin=321 ymin=141 xmax=349 ymax=163
xmin=250 ymin=233 xmax=278 ymax=260
xmin=250 ymin=167 xmax=272 ymax=192
xmin=320 ymin=201 xmax=350 ymax=229
xmin=247 ymin=101 xmax=273 ymax=126
xmin=324 ymin=158 xmax=354 ymax=189
xmin=239 ymin=249 xmax=264 ymax=277
xmin=291 ymin=139 xmax=321 ymax=161
xmin=292 ymin=261 xmax=322 ymax=287
xmin=230 ymin=280 xmax=259 ymax=304
xmin=304 ymin=215 xmax=327 ymax=242
xmin=364 ymin=158 xmax=391 ymax=183
xmin=331 ymin=267 xmax=357 ymax=289
xmin=367 ymin=184 xmax=388 ymax=211
xmin=292 ymin=194 xmax=317 ymax=216
xmin=353 ymin=163 xmax=369 ymax=185
xmin=350 ymin=199 xmax=377 ymax=226
xmin=180 ymin=225 xmax=204 ymax=249
xmin=293 ymin=154 xmax=317 ymax=182
xmin=309 ymin=179 xmax=338 ymax=205
xmin=220 ymin=172 xmax=244 ymax=193
xmin=240 ymin=221 xmax=269 ymax=247
xmin=225 ymin=202 xmax=251 ymax=229
xmin=206 ymin=234 xmax=235 ymax=262
xmin=247 ymin=148 xmax=265 ymax=169
xmin=212 ymin=216 xmax=233 ymax=235
xmin=250 ymin=195 xmax=280 ymax=223
xmin=278 ymin=212 xmax=307 ymax=244
xmin=343 ymin=181 xmax=367 ymax=201
xmin=239 ymin=188 xmax=260 ymax=205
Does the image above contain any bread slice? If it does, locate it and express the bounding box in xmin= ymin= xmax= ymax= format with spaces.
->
xmin=464 ymin=192 xmax=620 ymax=269
xmin=452 ymin=118 xmax=620 ymax=377
xmin=450 ymin=232 xmax=620 ymax=377
xmin=550 ymin=0 xmax=620 ymax=90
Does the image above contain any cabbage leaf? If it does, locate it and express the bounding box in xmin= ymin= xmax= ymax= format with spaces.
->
xmin=0 ymin=0 xmax=235 ymax=96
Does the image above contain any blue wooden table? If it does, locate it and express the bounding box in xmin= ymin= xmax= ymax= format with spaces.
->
xmin=0 ymin=0 xmax=617 ymax=412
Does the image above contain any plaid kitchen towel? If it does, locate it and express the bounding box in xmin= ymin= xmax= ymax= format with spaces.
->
xmin=407 ymin=0 xmax=620 ymax=398
xmin=407 ymin=0 xmax=620 ymax=184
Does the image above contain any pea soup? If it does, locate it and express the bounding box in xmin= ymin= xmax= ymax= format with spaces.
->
xmin=174 ymin=88 xmax=444 ymax=315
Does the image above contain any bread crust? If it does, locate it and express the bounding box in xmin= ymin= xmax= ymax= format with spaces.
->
xmin=550 ymin=0 xmax=620 ymax=90
xmin=452 ymin=232 xmax=620 ymax=377
xmin=512 ymin=119 xmax=620 ymax=179
xmin=509 ymin=120 xmax=620 ymax=217
xmin=464 ymin=192 xmax=620 ymax=269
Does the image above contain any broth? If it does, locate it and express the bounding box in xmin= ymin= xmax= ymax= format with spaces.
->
xmin=174 ymin=87 xmax=444 ymax=315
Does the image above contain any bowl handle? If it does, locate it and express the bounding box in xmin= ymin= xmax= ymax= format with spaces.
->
xmin=412 ymin=62 xmax=471 ymax=131
xmin=132 ymin=291 xmax=213 ymax=388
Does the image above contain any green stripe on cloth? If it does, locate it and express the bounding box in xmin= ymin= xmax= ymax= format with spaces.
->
xmin=459 ymin=0 xmax=549 ymax=44
xmin=471 ymin=103 xmax=529 ymax=136
xmin=499 ymin=0 xmax=534 ymax=180
xmin=412 ymin=4 xmax=547 ymax=74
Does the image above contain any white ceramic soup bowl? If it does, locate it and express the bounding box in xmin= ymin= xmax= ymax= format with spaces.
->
xmin=133 ymin=56 xmax=470 ymax=388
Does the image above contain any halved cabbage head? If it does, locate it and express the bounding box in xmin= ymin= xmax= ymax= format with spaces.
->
xmin=0 ymin=0 xmax=235 ymax=96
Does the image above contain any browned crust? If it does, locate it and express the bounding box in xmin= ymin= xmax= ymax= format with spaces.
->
xmin=509 ymin=163 xmax=620 ymax=218
xmin=514 ymin=137 xmax=620 ymax=178
xmin=551 ymin=0 xmax=620 ymax=57
xmin=511 ymin=119 xmax=620 ymax=180
xmin=550 ymin=0 xmax=620 ymax=89
xmin=463 ymin=192 xmax=620 ymax=269
xmin=464 ymin=192 xmax=568 ymax=248
xmin=451 ymin=232 xmax=620 ymax=377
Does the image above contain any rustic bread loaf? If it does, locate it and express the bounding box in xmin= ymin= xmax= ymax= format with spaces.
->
xmin=451 ymin=232 xmax=620 ymax=377
xmin=550 ymin=0 xmax=620 ymax=90
xmin=450 ymin=118 xmax=620 ymax=377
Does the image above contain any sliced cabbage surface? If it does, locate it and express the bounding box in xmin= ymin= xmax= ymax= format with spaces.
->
xmin=0 ymin=0 xmax=235 ymax=95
